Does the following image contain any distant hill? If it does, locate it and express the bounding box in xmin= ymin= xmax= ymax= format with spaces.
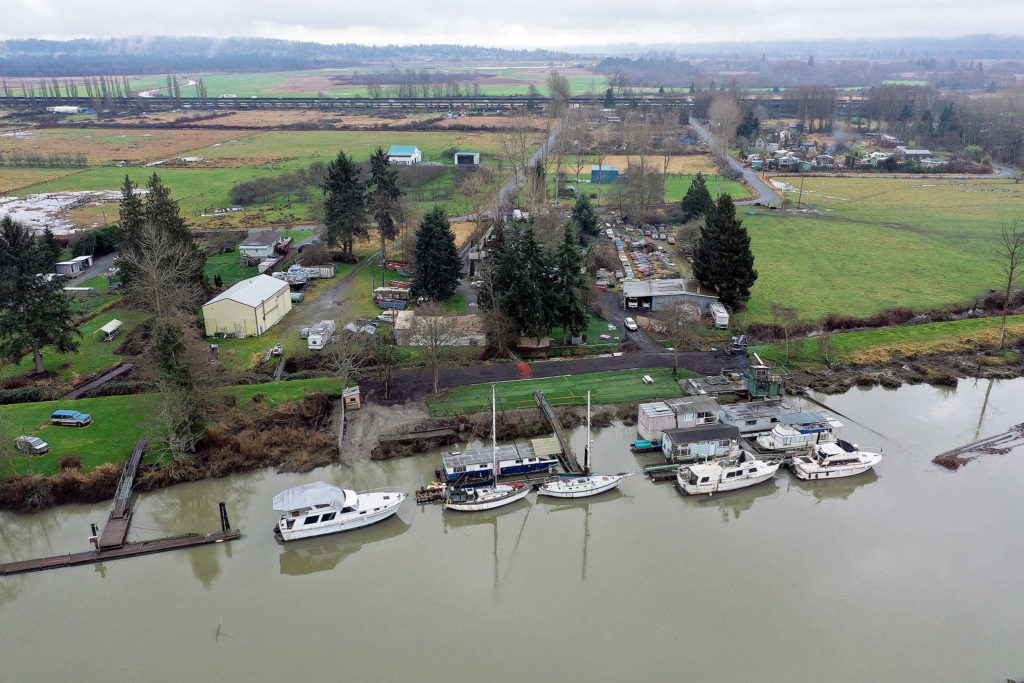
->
xmin=0 ymin=37 xmax=574 ymax=77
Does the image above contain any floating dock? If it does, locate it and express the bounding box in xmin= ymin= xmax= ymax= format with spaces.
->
xmin=534 ymin=391 xmax=583 ymax=474
xmin=0 ymin=441 xmax=242 ymax=577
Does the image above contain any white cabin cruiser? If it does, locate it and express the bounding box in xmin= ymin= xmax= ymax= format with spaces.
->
xmin=676 ymin=451 xmax=779 ymax=495
xmin=754 ymin=412 xmax=843 ymax=452
xmin=790 ymin=440 xmax=882 ymax=480
xmin=539 ymin=391 xmax=635 ymax=499
xmin=273 ymin=482 xmax=406 ymax=542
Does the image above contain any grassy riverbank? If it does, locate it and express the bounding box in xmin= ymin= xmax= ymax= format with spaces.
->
xmin=751 ymin=315 xmax=1024 ymax=369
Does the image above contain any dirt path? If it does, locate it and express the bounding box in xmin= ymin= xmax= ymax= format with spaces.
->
xmin=287 ymin=250 xmax=380 ymax=331
xmin=337 ymin=399 xmax=430 ymax=458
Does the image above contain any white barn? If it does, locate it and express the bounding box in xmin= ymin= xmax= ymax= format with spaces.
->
xmin=388 ymin=145 xmax=422 ymax=166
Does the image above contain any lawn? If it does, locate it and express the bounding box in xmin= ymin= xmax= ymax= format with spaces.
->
xmin=739 ymin=175 xmax=1024 ymax=322
xmin=750 ymin=314 xmax=1024 ymax=369
xmin=1 ymin=376 xmax=347 ymax=477
xmin=428 ymin=367 xmax=688 ymax=416
xmin=204 ymin=250 xmax=258 ymax=285
xmin=550 ymin=314 xmax=623 ymax=348
xmin=0 ymin=308 xmax=149 ymax=383
xmin=664 ymin=174 xmax=753 ymax=202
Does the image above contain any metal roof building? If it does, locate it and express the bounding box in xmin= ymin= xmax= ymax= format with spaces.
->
xmin=620 ymin=278 xmax=719 ymax=312
xmin=202 ymin=274 xmax=292 ymax=338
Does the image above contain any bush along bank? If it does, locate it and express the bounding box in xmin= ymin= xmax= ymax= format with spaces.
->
xmin=0 ymin=393 xmax=338 ymax=513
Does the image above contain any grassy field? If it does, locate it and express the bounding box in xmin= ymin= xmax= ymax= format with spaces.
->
xmin=0 ymin=167 xmax=84 ymax=194
xmin=550 ymin=315 xmax=623 ymax=348
xmin=751 ymin=315 xmax=1024 ymax=369
xmin=664 ymin=174 xmax=753 ymax=202
xmin=204 ymin=250 xmax=258 ymax=285
xmin=2 ymin=376 xmax=346 ymax=477
xmin=428 ymin=367 xmax=688 ymax=416
xmin=0 ymin=308 xmax=148 ymax=383
xmin=739 ymin=175 xmax=1024 ymax=322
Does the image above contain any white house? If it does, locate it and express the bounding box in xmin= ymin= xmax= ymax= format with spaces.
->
xmin=239 ymin=230 xmax=282 ymax=266
xmin=388 ymin=145 xmax=422 ymax=166
xmin=55 ymin=255 xmax=93 ymax=277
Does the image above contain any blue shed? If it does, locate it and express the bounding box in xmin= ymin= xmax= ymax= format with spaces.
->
xmin=591 ymin=165 xmax=619 ymax=183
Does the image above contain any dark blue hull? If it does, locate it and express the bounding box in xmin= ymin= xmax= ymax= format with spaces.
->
xmin=443 ymin=461 xmax=556 ymax=481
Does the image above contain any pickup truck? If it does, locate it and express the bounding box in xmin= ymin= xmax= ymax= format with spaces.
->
xmin=50 ymin=409 xmax=93 ymax=427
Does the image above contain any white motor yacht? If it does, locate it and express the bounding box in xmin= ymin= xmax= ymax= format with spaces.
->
xmin=273 ymin=482 xmax=405 ymax=542
xmin=790 ymin=440 xmax=882 ymax=480
xmin=676 ymin=451 xmax=779 ymax=495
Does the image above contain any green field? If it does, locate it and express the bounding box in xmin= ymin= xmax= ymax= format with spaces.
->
xmin=2 ymin=376 xmax=346 ymax=477
xmin=550 ymin=315 xmax=623 ymax=348
xmin=741 ymin=175 xmax=1024 ymax=322
xmin=750 ymin=315 xmax=1024 ymax=369
xmin=428 ymin=367 xmax=689 ymax=416
xmin=664 ymin=174 xmax=753 ymax=202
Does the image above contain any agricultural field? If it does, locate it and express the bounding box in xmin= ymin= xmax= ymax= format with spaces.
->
xmin=0 ymin=167 xmax=83 ymax=194
xmin=428 ymin=367 xmax=689 ymax=416
xmin=742 ymin=175 xmax=1024 ymax=322
xmin=555 ymin=154 xmax=717 ymax=177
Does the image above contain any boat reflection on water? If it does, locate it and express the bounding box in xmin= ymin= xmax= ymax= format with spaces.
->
xmin=690 ymin=479 xmax=781 ymax=522
xmin=278 ymin=515 xmax=411 ymax=576
xmin=441 ymin=495 xmax=531 ymax=532
xmin=786 ymin=468 xmax=879 ymax=503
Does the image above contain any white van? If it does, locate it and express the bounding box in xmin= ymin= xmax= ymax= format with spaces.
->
xmin=710 ymin=303 xmax=730 ymax=329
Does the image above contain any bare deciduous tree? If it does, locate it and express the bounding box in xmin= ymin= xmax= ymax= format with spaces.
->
xmin=771 ymin=302 xmax=801 ymax=362
xmin=997 ymin=217 xmax=1024 ymax=350
xmin=708 ymin=96 xmax=741 ymax=149
xmin=409 ymin=302 xmax=467 ymax=394
xmin=458 ymin=166 xmax=497 ymax=231
xmin=498 ymin=110 xmax=543 ymax=211
xmin=660 ymin=300 xmax=705 ymax=377
xmin=118 ymin=222 xmax=207 ymax=319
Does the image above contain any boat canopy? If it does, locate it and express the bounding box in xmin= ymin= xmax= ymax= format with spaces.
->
xmin=273 ymin=482 xmax=356 ymax=512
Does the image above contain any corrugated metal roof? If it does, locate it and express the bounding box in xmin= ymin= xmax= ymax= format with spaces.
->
xmin=663 ymin=424 xmax=739 ymax=442
xmin=720 ymin=399 xmax=795 ymax=421
xmin=204 ymin=274 xmax=288 ymax=309
xmin=388 ymin=145 xmax=420 ymax=156
xmin=776 ymin=412 xmax=827 ymax=425
xmin=665 ymin=396 xmax=720 ymax=414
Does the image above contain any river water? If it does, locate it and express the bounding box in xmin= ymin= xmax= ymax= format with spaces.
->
xmin=3 ymin=378 xmax=1024 ymax=681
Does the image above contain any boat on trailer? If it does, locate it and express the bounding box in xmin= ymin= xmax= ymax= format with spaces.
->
xmin=676 ymin=451 xmax=779 ymax=495
xmin=539 ymin=392 xmax=634 ymax=499
xmin=790 ymin=440 xmax=882 ymax=480
xmin=444 ymin=385 xmax=533 ymax=513
xmin=273 ymin=482 xmax=405 ymax=542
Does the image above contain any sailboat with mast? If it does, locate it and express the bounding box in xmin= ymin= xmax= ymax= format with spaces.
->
xmin=444 ymin=385 xmax=531 ymax=512
xmin=538 ymin=391 xmax=634 ymax=499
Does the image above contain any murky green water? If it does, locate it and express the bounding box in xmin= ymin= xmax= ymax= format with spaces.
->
xmin=3 ymin=378 xmax=1024 ymax=681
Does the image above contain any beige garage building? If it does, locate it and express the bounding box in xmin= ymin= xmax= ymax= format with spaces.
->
xmin=202 ymin=274 xmax=292 ymax=338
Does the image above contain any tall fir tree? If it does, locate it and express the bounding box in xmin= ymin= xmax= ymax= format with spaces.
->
xmin=552 ymin=223 xmax=589 ymax=343
xmin=144 ymin=173 xmax=190 ymax=241
xmin=40 ymin=227 xmax=61 ymax=270
xmin=321 ymin=150 xmax=366 ymax=259
xmin=699 ymin=195 xmax=758 ymax=310
xmin=571 ymin=193 xmax=599 ymax=237
xmin=367 ymin=147 xmax=402 ymax=261
xmin=680 ymin=172 xmax=715 ymax=224
xmin=0 ymin=217 xmax=80 ymax=373
xmin=118 ymin=174 xmax=144 ymax=244
xmin=497 ymin=224 xmax=556 ymax=340
xmin=412 ymin=206 xmax=462 ymax=302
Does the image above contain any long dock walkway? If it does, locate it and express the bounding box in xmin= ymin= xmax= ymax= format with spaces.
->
xmin=534 ymin=391 xmax=583 ymax=474
xmin=98 ymin=440 xmax=146 ymax=549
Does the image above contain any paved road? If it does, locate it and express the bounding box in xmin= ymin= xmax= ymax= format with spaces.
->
xmin=689 ymin=116 xmax=780 ymax=206
xmin=65 ymin=251 xmax=117 ymax=285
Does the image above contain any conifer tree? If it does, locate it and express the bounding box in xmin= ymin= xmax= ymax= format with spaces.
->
xmin=118 ymin=174 xmax=144 ymax=244
xmin=497 ymin=224 xmax=556 ymax=340
xmin=40 ymin=227 xmax=61 ymax=270
xmin=695 ymin=195 xmax=758 ymax=310
xmin=367 ymin=147 xmax=402 ymax=261
xmin=552 ymin=223 xmax=589 ymax=343
xmin=321 ymin=150 xmax=366 ymax=259
xmin=412 ymin=206 xmax=462 ymax=302
xmin=680 ymin=171 xmax=715 ymax=225
xmin=571 ymin=193 xmax=599 ymax=237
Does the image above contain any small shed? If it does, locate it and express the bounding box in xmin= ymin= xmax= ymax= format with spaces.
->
xmin=55 ymin=255 xmax=94 ymax=276
xmin=96 ymin=319 xmax=123 ymax=342
xmin=388 ymin=145 xmax=422 ymax=166
xmin=591 ymin=165 xmax=619 ymax=183
xmin=454 ymin=152 xmax=480 ymax=167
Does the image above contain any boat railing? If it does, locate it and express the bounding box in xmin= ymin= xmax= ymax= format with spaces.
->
xmin=358 ymin=487 xmax=410 ymax=496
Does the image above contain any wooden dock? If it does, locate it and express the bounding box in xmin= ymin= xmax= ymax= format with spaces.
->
xmin=0 ymin=440 xmax=242 ymax=577
xmin=534 ymin=391 xmax=583 ymax=474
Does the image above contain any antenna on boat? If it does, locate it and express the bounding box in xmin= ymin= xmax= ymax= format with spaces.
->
xmin=585 ymin=390 xmax=591 ymax=474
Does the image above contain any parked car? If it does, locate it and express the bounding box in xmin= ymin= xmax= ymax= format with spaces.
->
xmin=50 ymin=410 xmax=92 ymax=427
xmin=15 ymin=435 xmax=49 ymax=455
xmin=667 ymin=237 xmax=676 ymax=245
xmin=624 ymin=317 xmax=638 ymax=331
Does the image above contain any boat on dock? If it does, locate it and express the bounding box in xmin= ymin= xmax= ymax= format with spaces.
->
xmin=445 ymin=385 xmax=534 ymax=513
xmin=676 ymin=451 xmax=779 ymax=495
xmin=540 ymin=392 xmax=634 ymax=499
xmin=273 ymin=482 xmax=406 ymax=542
xmin=630 ymin=439 xmax=662 ymax=453
xmin=754 ymin=413 xmax=843 ymax=452
xmin=790 ymin=440 xmax=882 ymax=480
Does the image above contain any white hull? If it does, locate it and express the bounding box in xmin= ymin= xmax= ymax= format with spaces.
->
xmin=538 ymin=473 xmax=633 ymax=499
xmin=444 ymin=484 xmax=530 ymax=511
xmin=792 ymin=452 xmax=882 ymax=480
xmin=277 ymin=491 xmax=405 ymax=542
xmin=755 ymin=436 xmax=835 ymax=452
xmin=677 ymin=463 xmax=780 ymax=495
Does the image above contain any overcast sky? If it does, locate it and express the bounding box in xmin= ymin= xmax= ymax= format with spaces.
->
xmin=4 ymin=0 xmax=1023 ymax=49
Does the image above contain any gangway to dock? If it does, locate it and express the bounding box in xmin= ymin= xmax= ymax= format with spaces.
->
xmin=534 ymin=391 xmax=583 ymax=474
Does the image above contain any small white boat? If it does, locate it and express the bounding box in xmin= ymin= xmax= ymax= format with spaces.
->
xmin=539 ymin=391 xmax=634 ymax=499
xmin=273 ymin=481 xmax=406 ymax=542
xmin=444 ymin=482 xmax=531 ymax=511
xmin=790 ymin=440 xmax=882 ymax=480
xmin=444 ymin=384 xmax=533 ymax=513
xmin=676 ymin=451 xmax=779 ymax=495
xmin=754 ymin=412 xmax=842 ymax=452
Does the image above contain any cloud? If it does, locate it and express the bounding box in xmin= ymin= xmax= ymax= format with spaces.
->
xmin=2 ymin=0 xmax=1023 ymax=48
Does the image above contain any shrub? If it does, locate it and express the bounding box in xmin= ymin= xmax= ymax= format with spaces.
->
xmin=251 ymin=391 xmax=270 ymax=403
xmin=0 ymin=386 xmax=63 ymax=405
xmin=58 ymin=455 xmax=83 ymax=471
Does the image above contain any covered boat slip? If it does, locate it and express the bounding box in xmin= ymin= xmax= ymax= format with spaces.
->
xmin=441 ymin=440 xmax=559 ymax=480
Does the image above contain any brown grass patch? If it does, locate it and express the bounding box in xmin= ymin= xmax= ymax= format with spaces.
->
xmin=436 ymin=116 xmax=553 ymax=130
xmin=0 ymin=167 xmax=84 ymax=194
xmin=846 ymin=324 xmax=1024 ymax=365
xmin=556 ymin=154 xmax=715 ymax=176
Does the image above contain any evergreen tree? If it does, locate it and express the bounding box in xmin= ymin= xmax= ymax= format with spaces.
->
xmin=40 ymin=227 xmax=61 ymax=270
xmin=552 ymin=223 xmax=589 ymax=343
xmin=412 ymin=206 xmax=462 ymax=302
xmin=118 ymin=174 xmax=144 ymax=244
xmin=367 ymin=147 xmax=402 ymax=261
xmin=571 ymin=193 xmax=599 ymax=237
xmin=697 ymin=195 xmax=758 ymax=310
xmin=680 ymin=172 xmax=715 ymax=225
xmin=497 ymin=224 xmax=556 ymax=340
xmin=603 ymin=88 xmax=615 ymax=108
xmin=737 ymin=108 xmax=760 ymax=139
xmin=0 ymin=217 xmax=80 ymax=373
xmin=143 ymin=173 xmax=190 ymax=241
xmin=321 ymin=150 xmax=366 ymax=259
